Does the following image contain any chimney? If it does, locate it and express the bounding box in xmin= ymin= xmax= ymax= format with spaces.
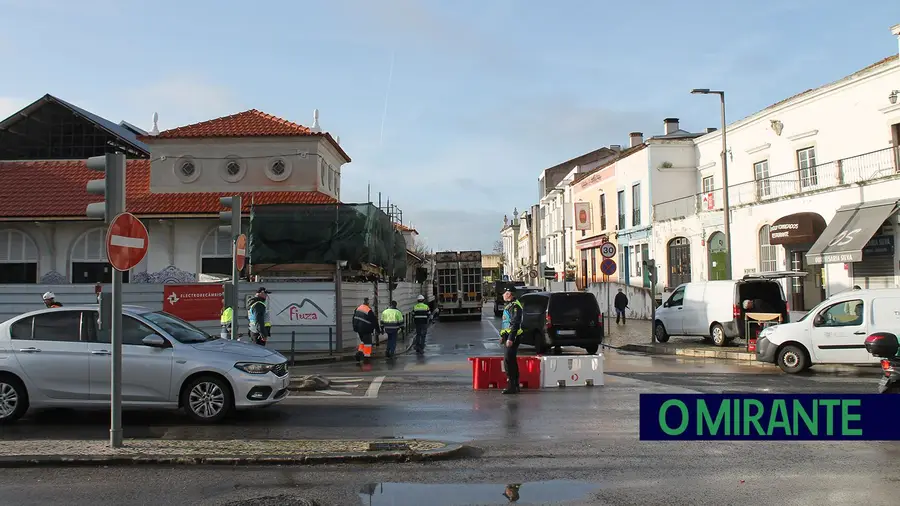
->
xmin=706 ymin=127 xmax=717 ymax=134
xmin=629 ymin=132 xmax=643 ymax=148
xmin=663 ymin=118 xmax=679 ymax=135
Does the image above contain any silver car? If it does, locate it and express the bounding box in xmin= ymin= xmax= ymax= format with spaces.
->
xmin=0 ymin=305 xmax=290 ymax=424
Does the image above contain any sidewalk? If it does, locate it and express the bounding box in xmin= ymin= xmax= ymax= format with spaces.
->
xmin=0 ymin=438 xmax=465 ymax=467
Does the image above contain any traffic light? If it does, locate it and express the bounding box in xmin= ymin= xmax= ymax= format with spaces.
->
xmin=86 ymin=153 xmax=126 ymax=222
xmin=644 ymin=259 xmax=657 ymax=283
xmin=218 ymin=196 xmax=242 ymax=237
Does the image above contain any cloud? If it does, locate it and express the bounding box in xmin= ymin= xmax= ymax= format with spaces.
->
xmin=0 ymin=97 xmax=28 ymax=122
xmin=406 ymin=208 xmax=505 ymax=251
xmin=120 ymin=77 xmax=240 ymax=130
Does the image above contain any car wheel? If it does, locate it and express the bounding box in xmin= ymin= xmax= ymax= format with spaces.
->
xmin=654 ymin=322 xmax=669 ymax=343
xmin=777 ymin=345 xmax=808 ymax=374
xmin=182 ymin=375 xmax=233 ymax=423
xmin=710 ymin=324 xmax=727 ymax=347
xmin=0 ymin=375 xmax=28 ymax=424
xmin=583 ymin=344 xmax=599 ymax=355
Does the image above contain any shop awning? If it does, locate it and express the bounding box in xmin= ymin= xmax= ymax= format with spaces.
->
xmin=805 ymin=198 xmax=899 ymax=264
xmin=769 ymin=212 xmax=826 ymax=245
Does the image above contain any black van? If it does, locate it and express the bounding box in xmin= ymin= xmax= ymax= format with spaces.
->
xmin=518 ymin=291 xmax=604 ymax=354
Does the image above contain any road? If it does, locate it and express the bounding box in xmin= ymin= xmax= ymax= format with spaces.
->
xmin=0 ymin=307 xmax=896 ymax=506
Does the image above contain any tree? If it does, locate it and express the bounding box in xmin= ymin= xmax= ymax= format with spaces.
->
xmin=411 ymin=237 xmax=431 ymax=260
xmin=492 ymin=240 xmax=503 ymax=254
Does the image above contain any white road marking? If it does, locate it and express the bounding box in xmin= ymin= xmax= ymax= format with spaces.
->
xmin=365 ymin=376 xmax=385 ymax=398
xmin=317 ymin=389 xmax=353 ymax=396
xmin=486 ymin=319 xmax=501 ymax=336
xmin=110 ymin=235 xmax=145 ymax=249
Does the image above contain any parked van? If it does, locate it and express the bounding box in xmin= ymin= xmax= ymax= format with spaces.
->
xmin=756 ymin=288 xmax=900 ymax=373
xmin=654 ymin=273 xmax=800 ymax=346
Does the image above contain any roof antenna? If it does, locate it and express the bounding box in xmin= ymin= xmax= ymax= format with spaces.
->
xmin=310 ymin=109 xmax=321 ymax=133
xmin=150 ymin=112 xmax=159 ymax=136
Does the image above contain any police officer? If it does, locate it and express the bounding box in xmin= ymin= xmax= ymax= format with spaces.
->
xmin=412 ymin=295 xmax=431 ymax=355
xmin=247 ymin=287 xmax=270 ymax=346
xmin=353 ymin=297 xmax=379 ymax=363
xmin=42 ymin=292 xmax=62 ymax=308
xmin=380 ymin=300 xmax=404 ymax=359
xmin=499 ymin=289 xmax=523 ymax=395
xmin=220 ymin=305 xmax=234 ymax=339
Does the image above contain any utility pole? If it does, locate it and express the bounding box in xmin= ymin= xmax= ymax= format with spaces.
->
xmin=219 ymin=196 xmax=242 ymax=339
xmin=86 ymin=152 xmax=126 ymax=448
xmin=691 ymin=89 xmax=732 ymax=279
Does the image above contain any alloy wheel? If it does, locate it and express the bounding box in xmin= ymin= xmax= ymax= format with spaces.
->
xmin=0 ymin=382 xmax=19 ymax=419
xmin=188 ymin=381 xmax=226 ymax=419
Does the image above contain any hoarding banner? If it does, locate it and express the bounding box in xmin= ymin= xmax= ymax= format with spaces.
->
xmin=266 ymin=291 xmax=336 ymax=326
xmin=163 ymin=284 xmax=224 ymax=322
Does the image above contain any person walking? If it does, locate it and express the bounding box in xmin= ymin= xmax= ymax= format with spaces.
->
xmin=353 ymin=297 xmax=379 ymax=363
xmin=498 ymin=289 xmax=523 ymax=395
xmin=220 ymin=305 xmax=233 ymax=339
xmin=247 ymin=287 xmax=270 ymax=346
xmin=42 ymin=292 xmax=62 ymax=308
xmin=614 ymin=288 xmax=629 ymax=325
xmin=380 ymin=300 xmax=404 ymax=359
xmin=412 ymin=295 xmax=431 ymax=355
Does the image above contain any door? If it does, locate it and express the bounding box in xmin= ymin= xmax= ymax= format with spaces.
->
xmin=681 ymin=284 xmax=707 ymax=335
xmin=809 ymin=298 xmax=871 ymax=364
xmin=9 ymin=311 xmax=91 ymax=400
xmin=659 ymin=285 xmax=686 ymax=335
xmin=87 ymin=312 xmax=174 ymax=403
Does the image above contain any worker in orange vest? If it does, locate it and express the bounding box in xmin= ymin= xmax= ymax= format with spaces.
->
xmin=352 ymin=297 xmax=379 ymax=364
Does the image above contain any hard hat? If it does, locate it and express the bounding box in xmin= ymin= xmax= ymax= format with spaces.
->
xmin=417 ymin=295 xmax=425 ymax=301
xmin=42 ymin=292 xmax=55 ymax=300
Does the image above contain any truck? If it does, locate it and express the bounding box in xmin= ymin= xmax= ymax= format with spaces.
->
xmin=434 ymin=250 xmax=483 ymax=321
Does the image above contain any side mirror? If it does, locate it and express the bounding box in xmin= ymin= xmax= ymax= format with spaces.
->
xmin=813 ymin=314 xmax=825 ymax=326
xmin=142 ymin=335 xmax=168 ymax=348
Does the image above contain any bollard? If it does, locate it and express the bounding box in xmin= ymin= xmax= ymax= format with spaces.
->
xmin=290 ymin=330 xmax=296 ymax=366
xmin=329 ymin=327 xmax=333 ymax=356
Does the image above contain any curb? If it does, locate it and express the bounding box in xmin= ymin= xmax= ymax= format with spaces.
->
xmin=618 ymin=343 xmax=877 ymax=374
xmin=0 ymin=443 xmax=468 ymax=468
xmin=286 ymin=354 xmax=357 ymax=367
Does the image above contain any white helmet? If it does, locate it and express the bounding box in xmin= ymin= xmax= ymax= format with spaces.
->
xmin=42 ymin=292 xmax=55 ymax=300
xmin=417 ymin=295 xmax=425 ymax=301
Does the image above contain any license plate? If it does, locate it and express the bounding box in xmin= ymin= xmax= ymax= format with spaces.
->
xmin=557 ymin=330 xmax=576 ymax=336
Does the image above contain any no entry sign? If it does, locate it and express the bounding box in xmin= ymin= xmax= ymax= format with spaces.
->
xmin=235 ymin=234 xmax=247 ymax=271
xmin=106 ymin=212 xmax=149 ymax=271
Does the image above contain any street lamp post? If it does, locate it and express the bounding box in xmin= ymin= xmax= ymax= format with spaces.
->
xmin=691 ymin=88 xmax=732 ymax=280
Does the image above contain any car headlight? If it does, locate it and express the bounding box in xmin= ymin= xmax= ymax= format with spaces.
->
xmin=235 ymin=362 xmax=276 ymax=374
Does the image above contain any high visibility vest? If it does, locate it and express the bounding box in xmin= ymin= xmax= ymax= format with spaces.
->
xmin=248 ymin=300 xmax=265 ymax=325
xmin=413 ymin=302 xmax=430 ymax=324
xmin=380 ymin=308 xmax=404 ymax=330
xmin=353 ymin=304 xmax=375 ymax=333
xmin=264 ymin=301 xmax=272 ymax=327
xmin=502 ymin=299 xmax=524 ymax=335
xmin=221 ymin=307 xmax=233 ymax=325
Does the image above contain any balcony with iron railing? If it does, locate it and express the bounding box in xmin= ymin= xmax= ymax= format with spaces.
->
xmin=653 ymin=146 xmax=900 ymax=222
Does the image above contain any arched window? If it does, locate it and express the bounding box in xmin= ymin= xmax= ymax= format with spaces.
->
xmin=707 ymin=231 xmax=727 ymax=281
xmin=71 ymin=228 xmax=129 ymax=283
xmin=200 ymin=228 xmax=248 ymax=277
xmin=667 ymin=237 xmax=692 ymax=287
xmin=0 ymin=229 xmax=39 ymax=283
xmin=759 ymin=225 xmax=777 ymax=272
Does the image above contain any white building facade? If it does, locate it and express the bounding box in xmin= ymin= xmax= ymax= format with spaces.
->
xmin=652 ymin=25 xmax=900 ymax=310
xmin=500 ymin=212 xmax=520 ymax=279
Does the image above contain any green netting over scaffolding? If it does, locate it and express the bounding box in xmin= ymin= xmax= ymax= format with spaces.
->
xmin=248 ymin=203 xmax=408 ymax=278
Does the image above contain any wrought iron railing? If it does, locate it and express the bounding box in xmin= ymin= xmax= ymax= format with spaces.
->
xmin=653 ymin=146 xmax=900 ymax=221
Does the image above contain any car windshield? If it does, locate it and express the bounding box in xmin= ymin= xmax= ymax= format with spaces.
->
xmin=142 ymin=311 xmax=215 ymax=343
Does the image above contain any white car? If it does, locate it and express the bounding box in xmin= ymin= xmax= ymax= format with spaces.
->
xmin=755 ymin=288 xmax=900 ymax=373
xmin=0 ymin=305 xmax=290 ymax=423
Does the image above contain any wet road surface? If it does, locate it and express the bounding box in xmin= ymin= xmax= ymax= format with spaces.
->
xmin=1 ymin=308 xmax=896 ymax=505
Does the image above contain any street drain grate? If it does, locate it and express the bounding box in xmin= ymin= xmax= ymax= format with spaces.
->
xmin=367 ymin=442 xmax=411 ymax=451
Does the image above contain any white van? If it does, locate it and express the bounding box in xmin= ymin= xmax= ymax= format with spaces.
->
xmin=654 ymin=273 xmax=798 ymax=346
xmin=756 ymin=288 xmax=900 ymax=373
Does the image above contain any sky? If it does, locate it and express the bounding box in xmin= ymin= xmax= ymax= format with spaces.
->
xmin=2 ymin=0 xmax=900 ymax=251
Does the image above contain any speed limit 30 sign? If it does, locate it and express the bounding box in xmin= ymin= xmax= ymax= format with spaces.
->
xmin=600 ymin=242 xmax=617 ymax=259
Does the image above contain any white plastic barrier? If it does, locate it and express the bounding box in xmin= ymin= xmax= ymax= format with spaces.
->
xmin=540 ymin=354 xmax=604 ymax=387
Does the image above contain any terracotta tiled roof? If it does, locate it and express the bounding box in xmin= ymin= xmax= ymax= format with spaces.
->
xmin=0 ymin=160 xmax=336 ymax=219
xmin=138 ymin=109 xmax=351 ymax=162
xmin=394 ymin=223 xmax=417 ymax=233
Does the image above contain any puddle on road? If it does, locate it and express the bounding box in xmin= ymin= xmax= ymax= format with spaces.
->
xmin=358 ymin=480 xmax=600 ymax=505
